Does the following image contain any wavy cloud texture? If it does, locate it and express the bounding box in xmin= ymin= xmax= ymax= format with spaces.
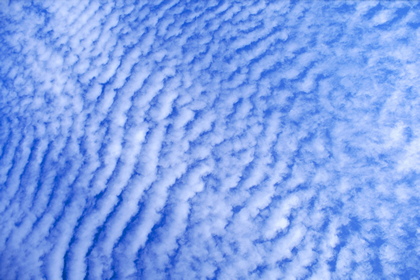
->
xmin=0 ymin=1 xmax=419 ymax=279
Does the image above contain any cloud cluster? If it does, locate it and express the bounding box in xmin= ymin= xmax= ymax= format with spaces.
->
xmin=0 ymin=0 xmax=419 ymax=279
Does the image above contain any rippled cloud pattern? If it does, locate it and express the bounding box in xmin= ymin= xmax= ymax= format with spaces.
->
xmin=1 ymin=1 xmax=419 ymax=279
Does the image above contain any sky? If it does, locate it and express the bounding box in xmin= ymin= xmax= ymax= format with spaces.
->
xmin=0 ymin=0 xmax=419 ymax=279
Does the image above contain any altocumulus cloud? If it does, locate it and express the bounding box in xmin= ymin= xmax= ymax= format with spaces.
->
xmin=0 ymin=0 xmax=419 ymax=279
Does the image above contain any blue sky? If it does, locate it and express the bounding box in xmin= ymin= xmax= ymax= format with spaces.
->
xmin=0 ymin=1 xmax=419 ymax=279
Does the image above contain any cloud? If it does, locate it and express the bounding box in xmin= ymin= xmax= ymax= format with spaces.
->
xmin=0 ymin=0 xmax=419 ymax=279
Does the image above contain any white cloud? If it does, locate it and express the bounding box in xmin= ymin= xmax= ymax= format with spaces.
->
xmin=0 ymin=1 xmax=418 ymax=279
